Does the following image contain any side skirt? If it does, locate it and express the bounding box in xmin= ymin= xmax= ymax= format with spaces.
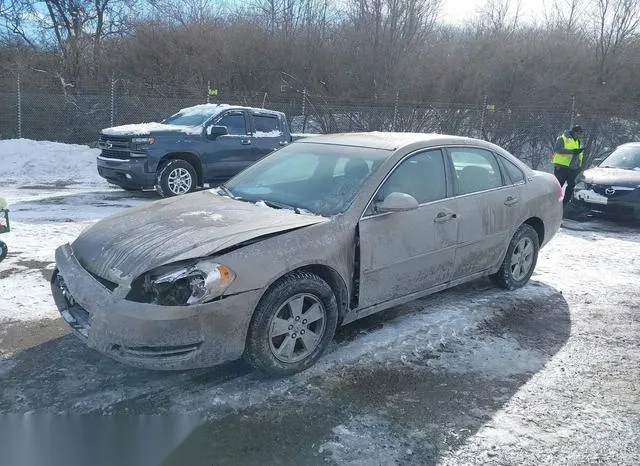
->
xmin=341 ymin=269 xmax=493 ymax=325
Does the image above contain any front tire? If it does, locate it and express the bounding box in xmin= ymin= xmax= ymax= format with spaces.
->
xmin=491 ymin=224 xmax=540 ymax=290
xmin=156 ymin=159 xmax=197 ymax=197
xmin=244 ymin=272 xmax=339 ymax=376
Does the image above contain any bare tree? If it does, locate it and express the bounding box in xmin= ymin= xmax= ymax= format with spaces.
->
xmin=477 ymin=0 xmax=522 ymax=33
xmin=590 ymin=0 xmax=640 ymax=85
xmin=0 ymin=0 xmax=40 ymax=49
xmin=247 ymin=0 xmax=333 ymax=39
xmin=346 ymin=0 xmax=442 ymax=97
xmin=0 ymin=0 xmax=136 ymax=76
xmin=146 ymin=0 xmax=228 ymax=26
xmin=543 ymin=0 xmax=583 ymax=31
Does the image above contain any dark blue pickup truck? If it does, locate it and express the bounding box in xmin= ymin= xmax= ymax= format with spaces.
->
xmin=97 ymin=104 xmax=307 ymax=196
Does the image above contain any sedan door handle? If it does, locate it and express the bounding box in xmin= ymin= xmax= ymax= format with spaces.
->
xmin=240 ymin=139 xmax=252 ymax=145
xmin=434 ymin=211 xmax=457 ymax=223
xmin=504 ymin=196 xmax=519 ymax=206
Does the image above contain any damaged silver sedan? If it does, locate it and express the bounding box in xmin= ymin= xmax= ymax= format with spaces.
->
xmin=52 ymin=133 xmax=563 ymax=375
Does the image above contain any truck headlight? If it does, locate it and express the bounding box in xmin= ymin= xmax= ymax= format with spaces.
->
xmin=128 ymin=261 xmax=235 ymax=306
xmin=131 ymin=137 xmax=155 ymax=145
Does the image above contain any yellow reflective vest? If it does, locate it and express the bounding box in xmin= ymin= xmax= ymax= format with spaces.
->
xmin=552 ymin=131 xmax=583 ymax=168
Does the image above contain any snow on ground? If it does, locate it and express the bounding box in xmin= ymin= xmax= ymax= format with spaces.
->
xmin=0 ymin=139 xmax=153 ymax=322
xmin=0 ymin=139 xmax=103 ymax=186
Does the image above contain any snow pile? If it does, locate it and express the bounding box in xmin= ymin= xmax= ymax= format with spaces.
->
xmin=0 ymin=139 xmax=104 ymax=186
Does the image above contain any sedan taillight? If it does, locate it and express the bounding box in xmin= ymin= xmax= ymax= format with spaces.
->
xmin=553 ymin=177 xmax=564 ymax=202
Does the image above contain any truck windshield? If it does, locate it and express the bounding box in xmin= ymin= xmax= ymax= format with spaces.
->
xmin=164 ymin=107 xmax=224 ymax=126
xmin=223 ymin=143 xmax=388 ymax=216
xmin=601 ymin=146 xmax=640 ymax=170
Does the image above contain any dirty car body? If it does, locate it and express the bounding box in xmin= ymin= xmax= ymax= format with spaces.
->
xmin=52 ymin=132 xmax=563 ymax=375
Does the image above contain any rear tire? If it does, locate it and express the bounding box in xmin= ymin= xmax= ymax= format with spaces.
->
xmin=0 ymin=240 xmax=7 ymax=262
xmin=244 ymin=272 xmax=339 ymax=376
xmin=156 ymin=159 xmax=197 ymax=197
xmin=491 ymin=224 xmax=540 ymax=290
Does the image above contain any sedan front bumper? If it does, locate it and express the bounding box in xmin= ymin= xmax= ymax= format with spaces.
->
xmin=52 ymin=244 xmax=262 ymax=370
xmin=574 ymin=186 xmax=640 ymax=220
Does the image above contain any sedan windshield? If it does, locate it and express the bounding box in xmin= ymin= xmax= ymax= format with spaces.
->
xmin=224 ymin=142 xmax=388 ymax=215
xmin=601 ymin=146 xmax=640 ymax=170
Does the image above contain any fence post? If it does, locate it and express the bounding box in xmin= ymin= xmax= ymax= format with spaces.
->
xmin=570 ymin=94 xmax=575 ymax=127
xmin=17 ymin=73 xmax=22 ymax=138
xmin=301 ymin=88 xmax=307 ymax=132
xmin=110 ymin=75 xmax=115 ymax=127
xmin=479 ymin=94 xmax=488 ymax=138
xmin=393 ymin=90 xmax=399 ymax=131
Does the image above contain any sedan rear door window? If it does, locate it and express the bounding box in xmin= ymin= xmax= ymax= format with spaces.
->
xmin=500 ymin=156 xmax=526 ymax=184
xmin=450 ymin=148 xmax=503 ymax=195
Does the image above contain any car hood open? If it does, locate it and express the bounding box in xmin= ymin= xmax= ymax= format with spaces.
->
xmin=582 ymin=167 xmax=640 ymax=188
xmin=70 ymin=190 xmax=328 ymax=284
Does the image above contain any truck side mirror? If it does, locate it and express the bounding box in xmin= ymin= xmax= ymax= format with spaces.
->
xmin=206 ymin=125 xmax=228 ymax=139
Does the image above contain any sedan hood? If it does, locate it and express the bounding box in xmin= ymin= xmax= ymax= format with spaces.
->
xmin=71 ymin=190 xmax=328 ymax=284
xmin=582 ymin=167 xmax=640 ymax=188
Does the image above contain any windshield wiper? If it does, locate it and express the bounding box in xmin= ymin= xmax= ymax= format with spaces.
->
xmin=260 ymin=199 xmax=301 ymax=214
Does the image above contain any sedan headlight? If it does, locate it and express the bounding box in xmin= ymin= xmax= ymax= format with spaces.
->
xmin=574 ymin=181 xmax=586 ymax=191
xmin=128 ymin=260 xmax=235 ymax=306
xmin=131 ymin=137 xmax=155 ymax=145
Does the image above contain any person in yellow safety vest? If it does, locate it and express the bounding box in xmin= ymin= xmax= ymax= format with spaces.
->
xmin=551 ymin=125 xmax=584 ymax=205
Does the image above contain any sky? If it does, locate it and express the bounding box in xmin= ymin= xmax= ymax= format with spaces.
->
xmin=440 ymin=0 xmax=547 ymax=25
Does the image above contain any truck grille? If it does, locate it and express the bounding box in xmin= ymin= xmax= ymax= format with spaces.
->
xmin=100 ymin=149 xmax=131 ymax=160
xmin=100 ymin=134 xmax=130 ymax=144
xmin=99 ymin=134 xmax=131 ymax=156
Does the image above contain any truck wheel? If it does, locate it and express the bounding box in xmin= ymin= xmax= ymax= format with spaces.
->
xmin=156 ymin=160 xmax=197 ymax=197
xmin=0 ymin=241 xmax=7 ymax=262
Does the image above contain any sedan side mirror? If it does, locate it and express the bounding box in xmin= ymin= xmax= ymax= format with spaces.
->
xmin=206 ymin=125 xmax=228 ymax=139
xmin=376 ymin=192 xmax=419 ymax=213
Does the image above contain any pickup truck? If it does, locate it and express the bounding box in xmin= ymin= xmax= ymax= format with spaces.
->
xmin=97 ymin=104 xmax=308 ymax=196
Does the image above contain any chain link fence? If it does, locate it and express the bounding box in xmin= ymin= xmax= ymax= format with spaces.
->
xmin=1 ymin=74 xmax=639 ymax=170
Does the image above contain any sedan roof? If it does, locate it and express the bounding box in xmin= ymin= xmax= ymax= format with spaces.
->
xmin=296 ymin=132 xmax=481 ymax=151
